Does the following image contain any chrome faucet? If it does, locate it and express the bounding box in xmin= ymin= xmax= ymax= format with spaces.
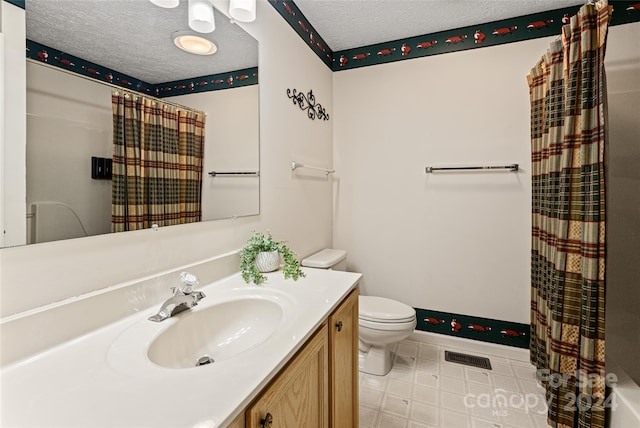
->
xmin=148 ymin=272 xmax=206 ymax=322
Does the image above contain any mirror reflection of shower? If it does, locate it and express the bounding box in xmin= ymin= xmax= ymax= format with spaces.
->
xmin=19 ymin=0 xmax=259 ymax=246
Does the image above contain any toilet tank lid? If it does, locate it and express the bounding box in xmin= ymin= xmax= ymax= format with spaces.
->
xmin=301 ymin=249 xmax=347 ymax=268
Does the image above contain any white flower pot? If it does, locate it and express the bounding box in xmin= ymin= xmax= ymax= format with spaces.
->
xmin=255 ymin=251 xmax=280 ymax=272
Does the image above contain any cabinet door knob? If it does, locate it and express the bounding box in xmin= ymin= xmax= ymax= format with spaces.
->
xmin=260 ymin=412 xmax=273 ymax=428
xmin=336 ymin=321 xmax=343 ymax=332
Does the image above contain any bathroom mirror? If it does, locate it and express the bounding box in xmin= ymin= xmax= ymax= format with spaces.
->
xmin=15 ymin=0 xmax=259 ymax=246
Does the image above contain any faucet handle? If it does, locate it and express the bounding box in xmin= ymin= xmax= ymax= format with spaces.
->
xmin=178 ymin=272 xmax=199 ymax=294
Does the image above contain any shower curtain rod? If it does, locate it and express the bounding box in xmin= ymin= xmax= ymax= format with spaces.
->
xmin=27 ymin=59 xmax=205 ymax=116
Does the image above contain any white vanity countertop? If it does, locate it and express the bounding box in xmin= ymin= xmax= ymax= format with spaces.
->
xmin=0 ymin=268 xmax=361 ymax=428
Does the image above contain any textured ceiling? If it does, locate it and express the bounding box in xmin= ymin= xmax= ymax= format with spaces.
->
xmin=25 ymin=0 xmax=259 ymax=84
xmin=295 ymin=0 xmax=586 ymax=51
xmin=25 ymin=0 xmax=588 ymax=83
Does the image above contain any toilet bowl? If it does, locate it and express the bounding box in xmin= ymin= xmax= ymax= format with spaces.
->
xmin=358 ymin=295 xmax=417 ymax=375
xmin=301 ymin=249 xmax=417 ymax=376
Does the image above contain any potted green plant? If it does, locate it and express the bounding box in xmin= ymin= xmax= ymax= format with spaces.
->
xmin=239 ymin=231 xmax=306 ymax=285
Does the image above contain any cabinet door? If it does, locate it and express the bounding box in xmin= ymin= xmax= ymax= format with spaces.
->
xmin=226 ymin=411 xmax=244 ymax=428
xmin=329 ymin=288 xmax=359 ymax=428
xmin=246 ymin=323 xmax=328 ymax=428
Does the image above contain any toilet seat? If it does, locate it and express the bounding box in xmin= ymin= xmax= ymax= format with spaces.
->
xmin=359 ymin=296 xmax=416 ymax=323
xmin=359 ymin=318 xmax=417 ymax=331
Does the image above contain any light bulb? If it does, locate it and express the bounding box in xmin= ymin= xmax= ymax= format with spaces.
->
xmin=229 ymin=0 xmax=256 ymax=23
xmin=188 ymin=0 xmax=216 ymax=33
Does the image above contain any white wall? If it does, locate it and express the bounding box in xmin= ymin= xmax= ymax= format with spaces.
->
xmin=604 ymin=22 xmax=640 ymax=384
xmin=0 ymin=0 xmax=334 ymax=317
xmin=1 ymin=1 xmax=26 ymax=247
xmin=333 ymin=38 xmax=542 ymax=324
xmin=334 ymin=24 xmax=640 ymax=325
xmin=169 ymin=85 xmax=260 ymax=221
xmin=26 ymin=62 xmax=113 ymax=242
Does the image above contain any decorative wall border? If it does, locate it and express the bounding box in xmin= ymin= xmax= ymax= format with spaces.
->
xmin=155 ymin=67 xmax=258 ymax=98
xmin=267 ymin=0 xmax=334 ymax=68
xmin=414 ymin=308 xmax=530 ymax=349
xmin=5 ymin=0 xmax=25 ymax=9
xmin=26 ymin=40 xmax=258 ymax=98
xmin=27 ymin=40 xmax=156 ymax=95
xmin=268 ymin=0 xmax=640 ymax=72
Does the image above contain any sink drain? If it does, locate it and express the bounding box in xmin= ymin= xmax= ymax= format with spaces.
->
xmin=196 ymin=356 xmax=214 ymax=367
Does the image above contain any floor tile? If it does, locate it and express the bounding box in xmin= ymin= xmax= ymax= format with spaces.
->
xmin=490 ymin=361 xmax=515 ymax=377
xmin=442 ymin=362 xmax=465 ymax=379
xmin=360 ymin=405 xmax=379 ymax=428
xmin=500 ymin=407 xmax=535 ymax=427
xmin=395 ymin=354 xmax=418 ymax=369
xmin=410 ymin=401 xmax=439 ymax=426
xmin=418 ymin=343 xmax=440 ymax=361
xmin=397 ymin=340 xmax=419 ymax=357
xmin=377 ymin=412 xmax=409 ymax=428
xmin=440 ymin=375 xmax=466 ymax=394
xmin=467 ymin=381 xmax=494 ymax=396
xmin=440 ymin=391 xmax=470 ymax=414
xmin=441 ymin=409 xmax=471 ymax=428
xmin=416 ymin=358 xmax=440 ymax=373
xmin=407 ymin=422 xmax=432 ymax=428
xmin=492 ymin=373 xmax=521 ymax=392
xmin=389 ymin=365 xmax=416 ymax=382
xmin=512 ymin=364 xmax=538 ymax=382
xmin=415 ymin=371 xmax=440 ymax=389
xmin=518 ymin=379 xmax=545 ymax=395
xmin=361 ymin=387 xmax=385 ymax=408
xmin=362 ymin=373 xmax=388 ymax=391
xmin=386 ymin=378 xmax=413 ymax=399
xmin=381 ymin=394 xmax=411 ymax=418
xmin=359 ymin=339 xmax=550 ymax=428
xmin=412 ymin=384 xmax=439 ymax=405
xmin=471 ymin=417 xmax=504 ymax=428
xmin=466 ymin=368 xmax=492 ymax=385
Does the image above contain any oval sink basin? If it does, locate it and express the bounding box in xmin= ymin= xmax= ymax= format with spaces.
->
xmin=148 ymin=298 xmax=283 ymax=369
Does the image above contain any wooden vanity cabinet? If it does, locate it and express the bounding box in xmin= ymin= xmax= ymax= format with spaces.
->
xmin=328 ymin=288 xmax=359 ymax=428
xmin=241 ymin=288 xmax=359 ymax=428
xmin=246 ymin=324 xmax=329 ymax=428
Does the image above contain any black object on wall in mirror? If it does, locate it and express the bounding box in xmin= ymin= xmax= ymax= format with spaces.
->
xmin=91 ymin=157 xmax=112 ymax=179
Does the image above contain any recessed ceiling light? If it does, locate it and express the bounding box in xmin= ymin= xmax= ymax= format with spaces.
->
xmin=173 ymin=32 xmax=218 ymax=55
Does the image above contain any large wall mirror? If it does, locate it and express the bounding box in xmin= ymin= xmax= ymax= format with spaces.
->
xmin=18 ymin=0 xmax=259 ymax=246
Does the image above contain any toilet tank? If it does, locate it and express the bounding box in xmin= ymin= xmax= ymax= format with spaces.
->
xmin=301 ymin=249 xmax=347 ymax=271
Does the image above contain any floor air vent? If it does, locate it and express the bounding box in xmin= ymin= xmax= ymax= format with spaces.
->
xmin=444 ymin=351 xmax=492 ymax=370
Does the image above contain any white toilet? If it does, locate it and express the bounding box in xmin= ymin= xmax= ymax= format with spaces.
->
xmin=301 ymin=249 xmax=417 ymax=376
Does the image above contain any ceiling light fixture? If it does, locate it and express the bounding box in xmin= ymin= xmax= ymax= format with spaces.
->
xmin=149 ymin=0 xmax=180 ymax=8
xmin=229 ymin=0 xmax=256 ymax=23
xmin=188 ymin=0 xmax=216 ymax=33
xmin=173 ymin=32 xmax=218 ymax=55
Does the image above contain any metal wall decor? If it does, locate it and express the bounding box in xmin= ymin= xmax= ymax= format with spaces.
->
xmin=286 ymin=88 xmax=330 ymax=121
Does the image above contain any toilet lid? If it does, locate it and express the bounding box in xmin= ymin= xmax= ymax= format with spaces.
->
xmin=359 ymin=296 xmax=416 ymax=323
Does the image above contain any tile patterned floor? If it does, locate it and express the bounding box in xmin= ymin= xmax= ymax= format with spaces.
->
xmin=359 ymin=339 xmax=549 ymax=428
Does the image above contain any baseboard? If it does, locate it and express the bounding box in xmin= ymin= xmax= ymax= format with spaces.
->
xmin=408 ymin=330 xmax=530 ymax=363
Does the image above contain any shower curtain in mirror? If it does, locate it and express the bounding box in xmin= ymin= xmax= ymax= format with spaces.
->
xmin=528 ymin=1 xmax=611 ymax=427
xmin=111 ymin=92 xmax=205 ymax=232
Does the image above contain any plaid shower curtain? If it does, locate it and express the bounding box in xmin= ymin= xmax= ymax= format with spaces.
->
xmin=528 ymin=1 xmax=611 ymax=427
xmin=111 ymin=92 xmax=205 ymax=232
